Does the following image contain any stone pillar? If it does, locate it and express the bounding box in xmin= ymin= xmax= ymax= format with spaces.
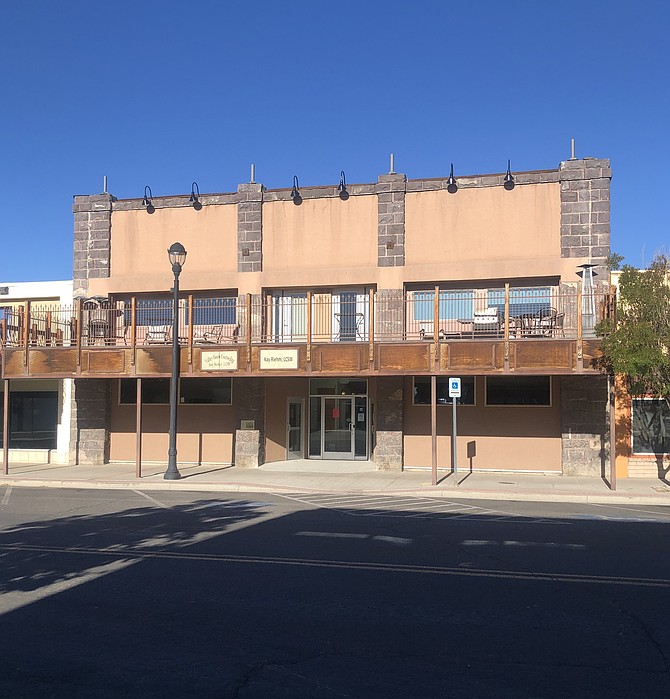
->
xmin=237 ymin=183 xmax=263 ymax=273
xmin=559 ymin=158 xmax=611 ymax=276
xmin=69 ymin=379 xmax=112 ymax=465
xmin=73 ymin=193 xmax=114 ymax=298
xmin=376 ymin=289 xmax=405 ymax=339
xmin=560 ymin=375 xmax=609 ymax=476
xmin=377 ymin=173 xmax=406 ymax=267
xmin=72 ymin=194 xmax=114 ymax=464
xmin=234 ymin=377 xmax=265 ymax=467
xmin=375 ymin=377 xmax=403 ymax=470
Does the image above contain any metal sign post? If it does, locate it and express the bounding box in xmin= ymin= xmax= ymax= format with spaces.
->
xmin=448 ymin=378 xmax=461 ymax=477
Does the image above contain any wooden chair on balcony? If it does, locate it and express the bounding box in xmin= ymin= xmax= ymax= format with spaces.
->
xmin=144 ymin=325 xmax=170 ymax=344
xmin=194 ymin=324 xmax=240 ymax=344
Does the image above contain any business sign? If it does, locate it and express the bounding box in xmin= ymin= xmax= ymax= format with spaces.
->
xmin=201 ymin=350 xmax=238 ymax=371
xmin=260 ymin=348 xmax=299 ymax=370
xmin=448 ymin=377 xmax=461 ymax=398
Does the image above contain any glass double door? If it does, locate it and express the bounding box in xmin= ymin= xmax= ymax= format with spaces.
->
xmin=321 ymin=396 xmax=368 ymax=460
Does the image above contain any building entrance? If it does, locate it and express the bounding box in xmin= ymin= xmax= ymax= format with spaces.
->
xmin=308 ymin=379 xmax=368 ymax=460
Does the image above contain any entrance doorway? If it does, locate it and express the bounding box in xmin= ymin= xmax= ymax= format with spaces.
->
xmin=286 ymin=397 xmax=304 ymax=460
xmin=309 ymin=379 xmax=369 ymax=460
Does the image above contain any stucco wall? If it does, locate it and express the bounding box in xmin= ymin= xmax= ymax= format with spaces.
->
xmin=109 ymin=386 xmax=235 ymax=464
xmin=403 ymin=376 xmax=562 ymax=471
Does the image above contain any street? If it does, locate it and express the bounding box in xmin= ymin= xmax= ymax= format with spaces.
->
xmin=1 ymin=486 xmax=669 ymax=698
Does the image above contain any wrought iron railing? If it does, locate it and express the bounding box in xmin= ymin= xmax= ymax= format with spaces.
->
xmin=0 ymin=287 xmax=613 ymax=349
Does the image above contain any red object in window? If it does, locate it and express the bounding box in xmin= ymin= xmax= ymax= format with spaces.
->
xmin=332 ymin=408 xmax=340 ymax=419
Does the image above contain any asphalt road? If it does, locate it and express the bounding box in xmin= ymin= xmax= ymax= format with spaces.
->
xmin=1 ymin=487 xmax=669 ymax=698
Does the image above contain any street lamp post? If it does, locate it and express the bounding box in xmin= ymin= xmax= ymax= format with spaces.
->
xmin=164 ymin=242 xmax=187 ymax=480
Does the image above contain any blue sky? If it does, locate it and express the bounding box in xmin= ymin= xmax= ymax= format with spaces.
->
xmin=1 ymin=0 xmax=668 ymax=281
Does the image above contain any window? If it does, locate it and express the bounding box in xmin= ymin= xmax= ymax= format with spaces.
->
xmin=120 ymin=378 xmax=232 ymax=405
xmin=188 ymin=298 xmax=237 ymax=326
xmin=413 ymin=377 xmax=475 ymax=405
xmin=485 ymin=376 xmax=551 ymax=406
xmin=487 ymin=287 xmax=552 ymax=319
xmin=120 ymin=379 xmax=170 ymax=404
xmin=123 ymin=299 xmax=172 ymax=328
xmin=413 ymin=290 xmax=474 ymax=322
xmin=180 ymin=378 xmax=232 ymax=404
xmin=632 ymin=399 xmax=670 ymax=454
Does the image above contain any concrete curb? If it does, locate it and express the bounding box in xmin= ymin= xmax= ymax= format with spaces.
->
xmin=2 ymin=477 xmax=670 ymax=506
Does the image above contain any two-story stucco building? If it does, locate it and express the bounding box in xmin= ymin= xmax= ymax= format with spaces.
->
xmin=1 ymin=157 xmax=615 ymax=477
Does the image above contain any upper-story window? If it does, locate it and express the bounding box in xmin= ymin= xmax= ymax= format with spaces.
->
xmin=413 ymin=290 xmax=474 ymax=321
xmin=487 ymin=287 xmax=552 ymax=318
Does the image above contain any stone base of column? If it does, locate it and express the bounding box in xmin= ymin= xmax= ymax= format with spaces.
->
xmin=234 ymin=429 xmax=261 ymax=468
xmin=375 ymin=377 xmax=404 ymax=470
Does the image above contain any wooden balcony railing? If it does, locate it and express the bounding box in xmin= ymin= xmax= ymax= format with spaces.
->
xmin=0 ymin=287 xmax=614 ymax=351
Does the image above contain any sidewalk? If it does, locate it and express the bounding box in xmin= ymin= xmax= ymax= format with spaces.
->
xmin=2 ymin=460 xmax=670 ymax=505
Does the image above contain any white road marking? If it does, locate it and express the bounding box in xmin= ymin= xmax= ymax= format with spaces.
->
xmin=297 ymin=531 xmax=368 ymax=539
xmin=3 ymin=543 xmax=668 ymax=589
xmin=132 ymin=490 xmax=170 ymax=509
xmin=296 ymin=531 xmax=412 ymax=545
xmin=279 ymin=493 xmax=569 ymax=525
xmin=1 ymin=485 xmax=12 ymax=507
xmin=462 ymin=539 xmax=585 ymax=549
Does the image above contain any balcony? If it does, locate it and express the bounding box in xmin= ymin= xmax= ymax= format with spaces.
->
xmin=0 ymin=286 xmax=612 ymax=379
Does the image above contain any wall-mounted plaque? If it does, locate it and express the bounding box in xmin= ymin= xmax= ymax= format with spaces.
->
xmin=201 ymin=350 xmax=238 ymax=371
xmin=240 ymin=420 xmax=255 ymax=430
xmin=260 ymin=348 xmax=299 ymax=370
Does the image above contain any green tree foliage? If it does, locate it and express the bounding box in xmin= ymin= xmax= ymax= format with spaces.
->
xmin=598 ymin=254 xmax=670 ymax=398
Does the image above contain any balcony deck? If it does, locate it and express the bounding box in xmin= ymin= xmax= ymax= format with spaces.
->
xmin=0 ymin=289 xmax=610 ymax=379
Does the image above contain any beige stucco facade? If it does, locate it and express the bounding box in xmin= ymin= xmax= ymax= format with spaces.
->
xmin=62 ymin=157 xmax=613 ymax=475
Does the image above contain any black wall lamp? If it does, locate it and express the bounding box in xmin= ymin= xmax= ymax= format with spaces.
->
xmin=504 ymin=159 xmax=515 ymax=190
xmin=447 ymin=163 xmax=458 ymax=194
xmin=190 ymin=181 xmax=202 ymax=210
xmin=337 ymin=170 xmax=349 ymax=200
xmin=142 ymin=186 xmax=155 ymax=213
xmin=290 ymin=175 xmax=302 ymax=204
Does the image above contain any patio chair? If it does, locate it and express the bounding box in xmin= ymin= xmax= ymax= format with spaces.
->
xmin=144 ymin=325 xmax=170 ymax=344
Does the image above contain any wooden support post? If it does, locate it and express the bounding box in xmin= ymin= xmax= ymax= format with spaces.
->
xmin=2 ymin=379 xmax=8 ymax=475
xmin=431 ymin=374 xmax=437 ymax=486
xmin=306 ymin=291 xmax=312 ymax=363
xmin=609 ymin=374 xmax=617 ymax=491
xmin=76 ymin=298 xmax=83 ymax=367
xmin=246 ymin=293 xmax=252 ymax=371
xmin=369 ymin=288 xmax=375 ymax=367
xmin=23 ymin=301 xmax=30 ymax=367
xmin=136 ymin=377 xmax=142 ymax=479
xmin=46 ymin=310 xmax=52 ymax=346
xmin=504 ymin=282 xmax=510 ymax=369
xmin=130 ymin=297 xmax=137 ymax=366
xmin=576 ymin=287 xmax=583 ymax=369
xmin=433 ymin=285 xmax=440 ymax=367
xmin=187 ymin=294 xmax=194 ymax=369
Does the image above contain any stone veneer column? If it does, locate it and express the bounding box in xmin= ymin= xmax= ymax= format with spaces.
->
xmin=560 ymin=375 xmax=609 ymax=476
xmin=73 ymin=193 xmax=114 ymax=298
xmin=71 ymin=193 xmax=114 ymax=464
xmin=559 ymin=158 xmax=611 ymax=273
xmin=375 ymin=377 xmax=404 ymax=470
xmin=234 ymin=377 xmax=265 ymax=467
xmin=375 ymin=289 xmax=405 ymax=339
xmin=69 ymin=379 xmax=112 ymax=465
xmin=237 ymin=183 xmax=263 ymax=272
xmin=377 ymin=173 xmax=406 ymax=267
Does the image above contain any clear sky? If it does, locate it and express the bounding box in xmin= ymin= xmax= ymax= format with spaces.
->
xmin=1 ymin=0 xmax=668 ymax=282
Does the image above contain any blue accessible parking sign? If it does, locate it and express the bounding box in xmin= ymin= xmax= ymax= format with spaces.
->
xmin=448 ymin=377 xmax=461 ymax=398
